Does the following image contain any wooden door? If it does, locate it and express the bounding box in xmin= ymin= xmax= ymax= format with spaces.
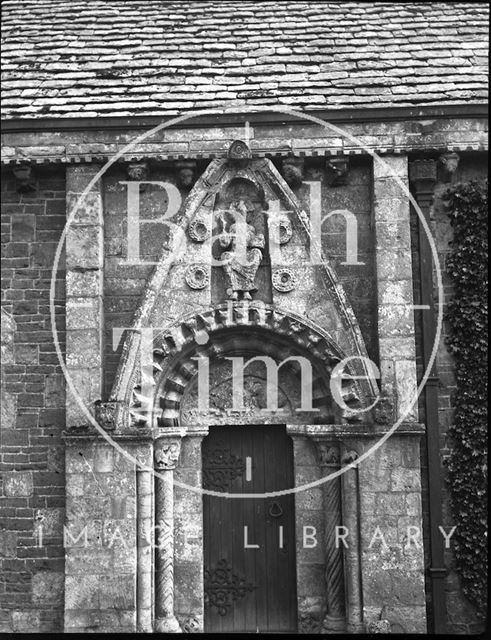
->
xmin=203 ymin=425 xmax=297 ymax=633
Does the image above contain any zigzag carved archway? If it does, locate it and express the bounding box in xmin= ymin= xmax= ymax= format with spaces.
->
xmin=127 ymin=302 xmax=373 ymax=429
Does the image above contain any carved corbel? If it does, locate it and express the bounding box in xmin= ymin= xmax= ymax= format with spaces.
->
xmin=94 ymin=400 xmax=129 ymax=431
xmin=281 ymin=156 xmax=304 ymax=188
xmin=176 ymin=160 xmax=197 ymax=189
xmin=326 ymin=156 xmax=349 ymax=186
xmin=438 ymin=152 xmax=460 ymax=183
xmin=127 ymin=161 xmax=149 ymax=181
xmin=12 ymin=164 xmax=36 ymax=194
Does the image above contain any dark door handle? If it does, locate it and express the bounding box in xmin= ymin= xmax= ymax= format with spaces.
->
xmin=268 ymin=501 xmax=283 ymax=518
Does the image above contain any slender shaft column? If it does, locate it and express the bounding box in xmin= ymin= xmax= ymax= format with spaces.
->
xmin=136 ymin=443 xmax=153 ymax=632
xmin=315 ymin=440 xmax=346 ymax=633
xmin=154 ymin=438 xmax=182 ymax=633
xmin=340 ymin=446 xmax=364 ymax=634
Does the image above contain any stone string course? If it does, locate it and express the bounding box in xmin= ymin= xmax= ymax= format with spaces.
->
xmin=1 ymin=118 xmax=488 ymax=167
xmin=1 ymin=1 xmax=488 ymax=120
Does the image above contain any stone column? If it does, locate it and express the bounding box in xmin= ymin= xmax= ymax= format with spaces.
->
xmin=173 ymin=425 xmax=209 ymax=633
xmin=65 ymin=165 xmax=104 ymax=427
xmin=314 ymin=439 xmax=346 ymax=633
xmin=373 ymin=155 xmax=417 ymax=422
xmin=136 ymin=443 xmax=154 ymax=632
xmin=340 ymin=446 xmax=364 ymax=634
xmin=154 ymin=437 xmax=182 ymax=633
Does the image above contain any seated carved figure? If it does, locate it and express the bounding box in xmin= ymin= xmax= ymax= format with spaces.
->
xmin=218 ymin=200 xmax=265 ymax=300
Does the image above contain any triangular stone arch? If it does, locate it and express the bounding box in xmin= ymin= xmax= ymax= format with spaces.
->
xmin=107 ymin=148 xmax=378 ymax=431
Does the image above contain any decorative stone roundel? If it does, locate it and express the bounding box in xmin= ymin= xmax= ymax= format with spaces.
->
xmin=187 ymin=217 xmax=209 ymax=243
xmin=185 ymin=264 xmax=209 ymax=290
xmin=272 ymin=268 xmax=296 ymax=292
xmin=279 ymin=216 xmax=293 ymax=244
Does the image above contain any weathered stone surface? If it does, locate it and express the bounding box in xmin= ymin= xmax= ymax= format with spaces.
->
xmin=32 ymin=571 xmax=64 ymax=604
xmin=66 ymin=225 xmax=103 ymax=269
xmin=0 ymin=530 xmax=17 ymax=558
xmin=4 ymin=471 xmax=33 ymax=497
xmin=11 ymin=611 xmax=41 ymax=633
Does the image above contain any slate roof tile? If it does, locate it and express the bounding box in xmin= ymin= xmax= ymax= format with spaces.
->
xmin=1 ymin=0 xmax=488 ymax=119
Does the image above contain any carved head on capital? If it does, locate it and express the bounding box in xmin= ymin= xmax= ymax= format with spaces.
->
xmin=155 ymin=439 xmax=181 ymax=469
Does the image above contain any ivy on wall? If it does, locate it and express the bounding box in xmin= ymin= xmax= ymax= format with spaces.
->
xmin=444 ymin=180 xmax=488 ymax=617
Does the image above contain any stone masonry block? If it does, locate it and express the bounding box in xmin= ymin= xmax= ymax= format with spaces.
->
xmin=395 ymin=359 xmax=418 ymax=421
xmin=67 ymin=192 xmax=102 ymax=225
xmin=375 ymin=219 xmax=412 ymax=251
xmin=66 ymin=225 xmax=103 ymax=269
xmin=378 ymin=337 xmax=416 ymax=359
xmin=373 ymin=155 xmax=408 ymax=180
xmin=4 ymin=471 xmax=33 ymax=497
xmin=66 ymin=270 xmax=101 ymax=297
xmin=11 ymin=611 xmax=41 ymax=633
xmin=32 ymin=571 xmax=64 ymax=604
xmin=1 ymin=390 xmax=17 ymax=429
xmin=0 ymin=530 xmax=17 ymax=558
xmin=66 ymin=297 xmax=101 ymax=330
xmin=66 ymin=329 xmax=101 ymax=368
xmin=66 ymin=165 xmax=102 ymax=193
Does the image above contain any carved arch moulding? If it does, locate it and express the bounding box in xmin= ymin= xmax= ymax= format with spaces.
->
xmin=96 ymin=142 xmax=379 ymax=434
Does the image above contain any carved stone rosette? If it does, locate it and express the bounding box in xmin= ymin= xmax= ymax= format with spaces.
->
xmin=185 ymin=264 xmax=209 ymax=290
xmin=154 ymin=437 xmax=182 ymax=633
xmin=187 ymin=216 xmax=210 ymax=243
xmin=272 ymin=268 xmax=297 ymax=292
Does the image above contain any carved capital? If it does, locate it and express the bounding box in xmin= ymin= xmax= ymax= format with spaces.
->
xmin=315 ymin=441 xmax=340 ymax=467
xmin=342 ymin=449 xmax=359 ymax=465
xmin=326 ymin=156 xmax=349 ymax=186
xmin=154 ymin=437 xmax=181 ymax=470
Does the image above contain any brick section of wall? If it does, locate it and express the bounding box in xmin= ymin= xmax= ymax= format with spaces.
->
xmin=410 ymin=152 xmax=488 ymax=634
xmin=0 ymin=168 xmax=66 ymax=633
